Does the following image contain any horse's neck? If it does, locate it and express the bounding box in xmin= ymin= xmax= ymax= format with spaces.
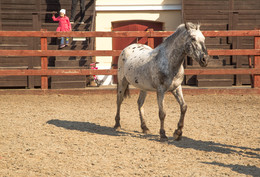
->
xmin=162 ymin=32 xmax=187 ymax=68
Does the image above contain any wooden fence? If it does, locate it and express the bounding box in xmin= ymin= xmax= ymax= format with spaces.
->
xmin=0 ymin=29 xmax=260 ymax=90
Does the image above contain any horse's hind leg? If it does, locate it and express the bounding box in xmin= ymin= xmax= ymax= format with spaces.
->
xmin=114 ymin=77 xmax=129 ymax=130
xmin=172 ymin=86 xmax=187 ymax=141
xmin=137 ymin=90 xmax=150 ymax=134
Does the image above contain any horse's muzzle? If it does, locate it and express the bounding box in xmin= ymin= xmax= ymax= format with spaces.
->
xmin=199 ymin=55 xmax=209 ymax=67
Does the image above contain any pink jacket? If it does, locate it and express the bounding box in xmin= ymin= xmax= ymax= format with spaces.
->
xmin=52 ymin=16 xmax=71 ymax=32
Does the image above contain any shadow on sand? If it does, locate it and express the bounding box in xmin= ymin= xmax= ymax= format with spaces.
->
xmin=169 ymin=136 xmax=260 ymax=159
xmin=47 ymin=119 xmax=259 ymax=157
xmin=202 ymin=161 xmax=260 ymax=177
xmin=47 ymin=119 xmax=126 ymax=136
xmin=47 ymin=119 xmax=260 ymax=176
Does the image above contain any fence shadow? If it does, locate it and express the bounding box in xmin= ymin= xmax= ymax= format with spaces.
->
xmin=202 ymin=161 xmax=260 ymax=177
xmin=47 ymin=119 xmax=260 ymax=160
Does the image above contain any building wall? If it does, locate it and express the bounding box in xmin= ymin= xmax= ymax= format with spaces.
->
xmin=95 ymin=0 xmax=182 ymax=84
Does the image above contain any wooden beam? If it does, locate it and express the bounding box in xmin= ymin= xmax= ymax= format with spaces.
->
xmin=208 ymin=49 xmax=260 ymax=56
xmin=0 ymin=50 xmax=122 ymax=56
xmin=0 ymin=49 xmax=259 ymax=57
xmin=0 ymin=68 xmax=259 ymax=76
xmin=185 ymin=68 xmax=260 ymax=75
xmin=254 ymin=37 xmax=260 ymax=88
xmin=0 ymin=30 xmax=259 ymax=38
xmin=147 ymin=28 xmax=155 ymax=48
xmin=40 ymin=30 xmax=48 ymax=90
xmin=203 ymin=30 xmax=260 ymax=37
xmin=0 ymin=69 xmax=118 ymax=76
xmin=0 ymin=31 xmax=151 ymax=38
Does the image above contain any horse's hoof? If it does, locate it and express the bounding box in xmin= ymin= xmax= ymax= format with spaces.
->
xmin=142 ymin=127 xmax=150 ymax=134
xmin=160 ymin=136 xmax=168 ymax=142
xmin=173 ymin=130 xmax=182 ymax=141
xmin=159 ymin=129 xmax=168 ymax=141
xmin=114 ymin=125 xmax=121 ymax=131
xmin=174 ymin=135 xmax=182 ymax=141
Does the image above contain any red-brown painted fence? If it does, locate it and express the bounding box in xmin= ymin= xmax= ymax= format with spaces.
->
xmin=0 ymin=30 xmax=260 ymax=90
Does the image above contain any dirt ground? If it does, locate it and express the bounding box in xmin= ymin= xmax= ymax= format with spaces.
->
xmin=0 ymin=93 xmax=259 ymax=177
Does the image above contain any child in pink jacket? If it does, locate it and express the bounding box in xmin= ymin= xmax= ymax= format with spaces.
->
xmin=52 ymin=9 xmax=72 ymax=48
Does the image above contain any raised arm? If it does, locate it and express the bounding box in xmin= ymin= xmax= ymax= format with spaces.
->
xmin=52 ymin=15 xmax=59 ymax=22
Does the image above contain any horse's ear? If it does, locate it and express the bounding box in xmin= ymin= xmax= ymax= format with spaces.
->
xmin=185 ymin=22 xmax=191 ymax=31
xmin=196 ymin=22 xmax=201 ymax=30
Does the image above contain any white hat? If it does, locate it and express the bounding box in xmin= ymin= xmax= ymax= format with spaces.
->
xmin=60 ymin=9 xmax=66 ymax=14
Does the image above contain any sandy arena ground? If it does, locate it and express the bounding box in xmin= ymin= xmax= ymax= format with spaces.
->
xmin=0 ymin=93 xmax=259 ymax=176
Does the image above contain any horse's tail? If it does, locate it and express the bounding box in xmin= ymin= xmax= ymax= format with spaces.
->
xmin=117 ymin=82 xmax=130 ymax=98
xmin=124 ymin=84 xmax=130 ymax=98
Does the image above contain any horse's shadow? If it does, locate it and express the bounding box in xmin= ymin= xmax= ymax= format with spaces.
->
xmin=46 ymin=119 xmax=260 ymax=160
xmin=202 ymin=161 xmax=260 ymax=177
xmin=46 ymin=119 xmax=158 ymax=140
xmin=47 ymin=119 xmax=126 ymax=137
xmin=169 ymin=137 xmax=260 ymax=159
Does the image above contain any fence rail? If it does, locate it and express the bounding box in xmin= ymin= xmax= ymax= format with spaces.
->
xmin=0 ymin=30 xmax=260 ymax=90
xmin=0 ymin=30 xmax=259 ymax=37
xmin=0 ymin=49 xmax=259 ymax=56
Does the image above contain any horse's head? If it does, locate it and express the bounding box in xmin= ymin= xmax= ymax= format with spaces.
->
xmin=184 ymin=22 xmax=209 ymax=67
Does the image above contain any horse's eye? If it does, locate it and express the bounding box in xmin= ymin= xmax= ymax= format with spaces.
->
xmin=191 ymin=38 xmax=196 ymax=41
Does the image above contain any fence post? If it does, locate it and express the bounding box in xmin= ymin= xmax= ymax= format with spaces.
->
xmin=147 ymin=28 xmax=154 ymax=49
xmin=40 ymin=29 xmax=48 ymax=90
xmin=28 ymin=13 xmax=40 ymax=89
xmin=254 ymin=36 xmax=260 ymax=88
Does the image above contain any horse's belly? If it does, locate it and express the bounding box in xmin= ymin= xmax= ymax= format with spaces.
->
xmin=124 ymin=65 xmax=156 ymax=91
xmin=129 ymin=78 xmax=156 ymax=91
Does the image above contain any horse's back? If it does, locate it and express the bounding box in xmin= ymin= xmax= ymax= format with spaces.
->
xmin=120 ymin=44 xmax=152 ymax=59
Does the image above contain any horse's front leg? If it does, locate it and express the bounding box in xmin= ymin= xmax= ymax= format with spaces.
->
xmin=157 ymin=88 xmax=168 ymax=141
xmin=172 ymin=86 xmax=187 ymax=141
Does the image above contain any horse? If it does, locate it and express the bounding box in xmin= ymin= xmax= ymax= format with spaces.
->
xmin=114 ymin=22 xmax=209 ymax=141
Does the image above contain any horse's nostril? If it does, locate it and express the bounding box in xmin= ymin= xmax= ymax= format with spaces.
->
xmin=200 ymin=56 xmax=208 ymax=67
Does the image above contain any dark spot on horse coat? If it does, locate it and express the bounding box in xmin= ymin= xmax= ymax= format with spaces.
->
xmin=159 ymin=71 xmax=167 ymax=84
xmin=135 ymin=77 xmax=139 ymax=84
xmin=133 ymin=47 xmax=136 ymax=49
xmin=128 ymin=65 xmax=133 ymax=71
xmin=139 ymin=48 xmax=144 ymax=51
xmin=122 ymin=58 xmax=126 ymax=61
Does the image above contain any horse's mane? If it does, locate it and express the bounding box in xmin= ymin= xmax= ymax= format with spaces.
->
xmin=162 ymin=22 xmax=197 ymax=45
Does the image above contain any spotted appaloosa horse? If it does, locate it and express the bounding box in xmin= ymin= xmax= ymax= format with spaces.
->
xmin=114 ymin=22 xmax=209 ymax=141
